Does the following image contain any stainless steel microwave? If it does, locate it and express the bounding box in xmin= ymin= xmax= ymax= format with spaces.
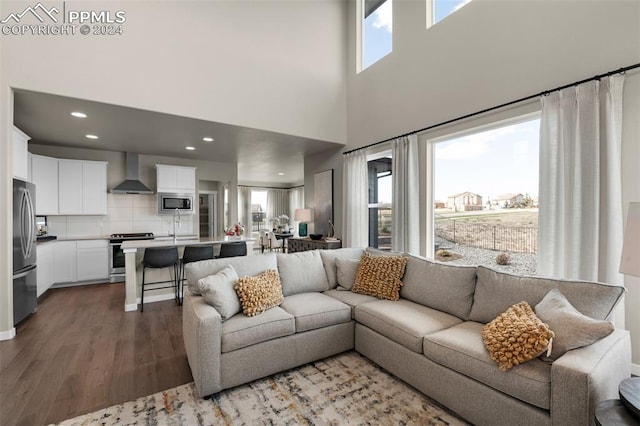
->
xmin=158 ymin=193 xmax=194 ymax=214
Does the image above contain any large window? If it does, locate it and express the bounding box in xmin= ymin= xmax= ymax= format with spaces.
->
xmin=427 ymin=0 xmax=471 ymax=27
xmin=251 ymin=190 xmax=267 ymax=233
xmin=368 ymin=153 xmax=392 ymax=249
xmin=361 ymin=0 xmax=392 ymax=71
xmin=432 ymin=117 xmax=540 ymax=273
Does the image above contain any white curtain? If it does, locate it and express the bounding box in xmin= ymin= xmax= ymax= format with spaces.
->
xmin=391 ymin=134 xmax=420 ymax=254
xmin=238 ymin=186 xmax=252 ymax=230
xmin=267 ymin=189 xmax=289 ymax=227
xmin=342 ymin=150 xmax=369 ymax=247
xmin=538 ymin=76 xmax=624 ymax=284
xmin=288 ymin=186 xmax=305 ymax=230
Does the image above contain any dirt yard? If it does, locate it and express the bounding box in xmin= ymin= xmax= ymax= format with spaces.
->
xmin=435 ymin=209 xmax=538 ymax=254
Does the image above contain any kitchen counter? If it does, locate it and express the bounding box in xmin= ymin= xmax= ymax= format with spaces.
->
xmin=121 ymin=236 xmax=255 ymax=312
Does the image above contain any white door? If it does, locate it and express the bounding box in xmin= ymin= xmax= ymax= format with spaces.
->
xmin=82 ymin=162 xmax=107 ymax=215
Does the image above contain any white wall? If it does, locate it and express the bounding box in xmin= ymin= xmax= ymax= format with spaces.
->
xmin=2 ymin=0 xmax=347 ymax=143
xmin=346 ymin=0 xmax=639 ymax=148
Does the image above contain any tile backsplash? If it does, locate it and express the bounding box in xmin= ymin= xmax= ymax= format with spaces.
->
xmin=46 ymin=193 xmax=194 ymax=238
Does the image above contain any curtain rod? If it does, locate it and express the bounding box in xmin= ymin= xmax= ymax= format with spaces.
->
xmin=238 ymin=185 xmax=304 ymax=190
xmin=343 ymin=63 xmax=640 ymax=156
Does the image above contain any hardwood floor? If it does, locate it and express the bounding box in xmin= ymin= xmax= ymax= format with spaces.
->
xmin=0 ymin=283 xmax=192 ymax=426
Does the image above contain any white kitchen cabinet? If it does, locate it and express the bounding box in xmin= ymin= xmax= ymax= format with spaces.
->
xmin=156 ymin=164 xmax=196 ymax=193
xmin=13 ymin=127 xmax=30 ymax=181
xmin=36 ymin=242 xmax=55 ymax=297
xmin=82 ymin=162 xmax=108 ymax=214
xmin=76 ymin=240 xmax=108 ymax=281
xmin=58 ymin=160 xmax=83 ymax=214
xmin=57 ymin=159 xmax=108 ymax=215
xmin=53 ymin=241 xmax=77 ymax=283
xmin=31 ymin=154 xmax=59 ymax=215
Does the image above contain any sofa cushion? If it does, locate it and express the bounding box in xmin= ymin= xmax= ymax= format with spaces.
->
xmin=235 ymin=269 xmax=284 ymax=317
xmin=221 ymin=307 xmax=295 ymax=353
xmin=323 ymin=289 xmax=378 ymax=319
xmin=277 ymin=250 xmax=330 ymax=296
xmin=535 ymin=288 xmax=615 ymax=361
xmin=319 ymin=248 xmax=365 ymax=289
xmin=185 ymin=252 xmax=277 ymax=295
xmin=352 ymin=252 xmax=408 ymax=301
xmin=280 ymin=293 xmax=351 ymax=332
xmin=425 ymin=321 xmax=552 ymax=410
xmin=401 ymin=254 xmax=477 ymax=320
xmin=482 ymin=302 xmax=554 ymax=371
xmin=336 ymin=258 xmax=360 ymax=291
xmin=469 ymin=266 xmax=625 ymax=324
xmin=197 ymin=265 xmax=240 ymax=321
xmin=355 ymin=299 xmax=462 ymax=353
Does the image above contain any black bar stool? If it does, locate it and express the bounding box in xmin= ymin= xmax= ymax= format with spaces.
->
xmin=180 ymin=245 xmax=214 ymax=302
xmin=140 ymin=246 xmax=179 ymax=312
xmin=217 ymin=241 xmax=247 ymax=258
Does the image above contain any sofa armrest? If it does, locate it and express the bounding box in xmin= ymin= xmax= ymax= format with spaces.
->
xmin=550 ymin=329 xmax=631 ymax=426
xmin=183 ymin=291 xmax=223 ymax=397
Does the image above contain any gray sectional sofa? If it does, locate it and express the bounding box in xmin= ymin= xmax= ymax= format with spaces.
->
xmin=182 ymin=247 xmax=630 ymax=426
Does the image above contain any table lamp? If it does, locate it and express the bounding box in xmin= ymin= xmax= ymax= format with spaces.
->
xmin=618 ymin=202 xmax=640 ymax=419
xmin=295 ymin=209 xmax=312 ymax=237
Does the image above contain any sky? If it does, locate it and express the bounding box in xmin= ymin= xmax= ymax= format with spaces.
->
xmin=434 ymin=118 xmax=540 ymax=202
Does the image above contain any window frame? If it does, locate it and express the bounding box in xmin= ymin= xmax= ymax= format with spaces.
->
xmin=420 ymin=110 xmax=541 ymax=259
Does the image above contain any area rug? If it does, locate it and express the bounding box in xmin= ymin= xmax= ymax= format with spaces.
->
xmin=54 ymin=352 xmax=468 ymax=425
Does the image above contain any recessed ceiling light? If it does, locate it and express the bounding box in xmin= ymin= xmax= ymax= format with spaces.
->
xmin=278 ymin=172 xmax=285 ymax=176
xmin=202 ymin=137 xmax=214 ymax=142
xmin=85 ymin=134 xmax=98 ymax=140
xmin=186 ymin=146 xmax=195 ymax=151
xmin=71 ymin=112 xmax=87 ymax=118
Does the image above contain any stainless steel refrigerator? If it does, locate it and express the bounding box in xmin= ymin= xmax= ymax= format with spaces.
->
xmin=13 ymin=178 xmax=37 ymax=325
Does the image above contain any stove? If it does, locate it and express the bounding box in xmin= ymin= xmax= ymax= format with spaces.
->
xmin=109 ymin=232 xmax=154 ymax=282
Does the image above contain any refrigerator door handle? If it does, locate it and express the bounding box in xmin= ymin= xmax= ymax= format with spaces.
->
xmin=13 ymin=264 xmax=37 ymax=279
xmin=24 ymin=187 xmax=35 ymax=259
xmin=19 ymin=189 xmax=28 ymax=259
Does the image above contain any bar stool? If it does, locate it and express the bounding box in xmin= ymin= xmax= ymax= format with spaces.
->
xmin=180 ymin=245 xmax=214 ymax=302
xmin=140 ymin=246 xmax=179 ymax=312
xmin=217 ymin=241 xmax=247 ymax=258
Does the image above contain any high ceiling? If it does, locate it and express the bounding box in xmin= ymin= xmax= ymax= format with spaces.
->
xmin=13 ymin=90 xmax=344 ymax=186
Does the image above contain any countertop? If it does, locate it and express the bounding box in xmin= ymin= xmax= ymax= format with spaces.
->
xmin=121 ymin=236 xmax=255 ymax=250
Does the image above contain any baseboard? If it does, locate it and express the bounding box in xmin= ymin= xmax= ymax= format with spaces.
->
xmin=632 ymin=363 xmax=640 ymax=376
xmin=0 ymin=327 xmax=16 ymax=341
xmin=125 ymin=292 xmax=178 ymax=312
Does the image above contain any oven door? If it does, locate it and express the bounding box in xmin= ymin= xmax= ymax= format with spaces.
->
xmin=109 ymin=242 xmax=126 ymax=282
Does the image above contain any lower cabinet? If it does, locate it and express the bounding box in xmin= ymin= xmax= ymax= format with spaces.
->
xmin=76 ymin=240 xmax=109 ymax=281
xmin=41 ymin=240 xmax=109 ymax=294
xmin=54 ymin=241 xmax=77 ymax=284
xmin=36 ymin=243 xmax=55 ymax=297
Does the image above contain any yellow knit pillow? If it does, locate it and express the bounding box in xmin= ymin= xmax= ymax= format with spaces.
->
xmin=234 ymin=269 xmax=284 ymax=317
xmin=482 ymin=301 xmax=554 ymax=371
xmin=351 ymin=253 xmax=408 ymax=301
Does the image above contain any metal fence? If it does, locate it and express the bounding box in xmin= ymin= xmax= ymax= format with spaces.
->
xmin=435 ymin=220 xmax=538 ymax=254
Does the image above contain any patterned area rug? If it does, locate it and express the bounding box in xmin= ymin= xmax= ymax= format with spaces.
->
xmin=54 ymin=352 xmax=468 ymax=425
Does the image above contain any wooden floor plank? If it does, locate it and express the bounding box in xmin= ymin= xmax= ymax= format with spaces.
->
xmin=0 ymin=282 xmax=193 ymax=426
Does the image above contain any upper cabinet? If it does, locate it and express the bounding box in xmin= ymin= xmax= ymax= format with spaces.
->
xmin=31 ymin=155 xmax=107 ymax=215
xmin=13 ymin=127 xmax=30 ymax=181
xmin=59 ymin=159 xmax=108 ymax=215
xmin=31 ymin=154 xmax=59 ymax=215
xmin=156 ymin=164 xmax=196 ymax=193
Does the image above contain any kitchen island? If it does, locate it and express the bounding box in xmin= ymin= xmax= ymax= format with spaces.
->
xmin=120 ymin=236 xmax=255 ymax=312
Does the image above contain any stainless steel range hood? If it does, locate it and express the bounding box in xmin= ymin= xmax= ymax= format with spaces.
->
xmin=111 ymin=152 xmax=153 ymax=194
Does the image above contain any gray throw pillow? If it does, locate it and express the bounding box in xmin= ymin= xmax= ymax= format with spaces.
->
xmin=336 ymin=258 xmax=360 ymax=291
xmin=534 ymin=288 xmax=614 ymax=361
xmin=197 ymin=265 xmax=240 ymax=321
